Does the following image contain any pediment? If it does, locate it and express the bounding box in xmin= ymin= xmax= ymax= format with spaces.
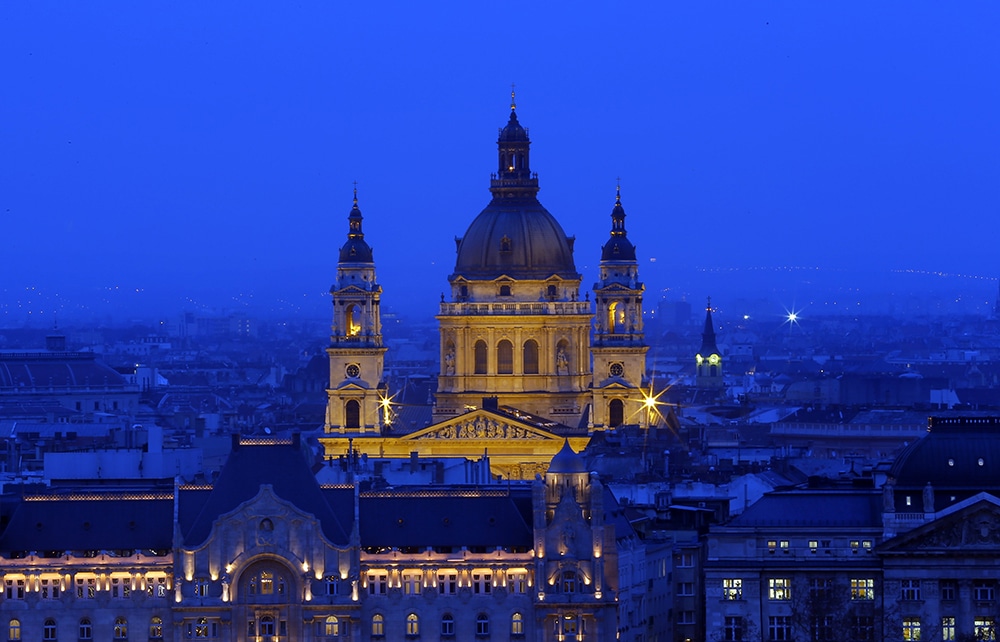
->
xmin=334 ymin=379 xmax=372 ymax=390
xmin=595 ymin=282 xmax=639 ymax=294
xmin=403 ymin=409 xmax=564 ymax=442
xmin=333 ymin=284 xmax=371 ymax=294
xmin=881 ymin=494 xmax=1000 ymax=553
xmin=596 ymin=376 xmax=635 ymax=389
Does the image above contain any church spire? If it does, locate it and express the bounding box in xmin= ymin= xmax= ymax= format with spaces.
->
xmin=338 ymin=185 xmax=374 ymax=263
xmin=601 ymin=182 xmax=636 ymax=261
xmin=700 ymin=297 xmax=719 ymax=355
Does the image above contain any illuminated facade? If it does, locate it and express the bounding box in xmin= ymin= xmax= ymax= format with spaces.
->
xmin=320 ymin=100 xmax=655 ymax=478
xmin=590 ymin=186 xmax=650 ymax=429
xmin=0 ymin=436 xmax=620 ymax=641
xmin=325 ymin=190 xmax=388 ymax=434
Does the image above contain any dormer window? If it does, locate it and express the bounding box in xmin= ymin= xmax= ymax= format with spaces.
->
xmin=499 ymin=285 xmax=512 ymax=297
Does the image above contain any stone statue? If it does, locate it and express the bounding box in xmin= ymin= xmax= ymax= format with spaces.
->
xmin=556 ymin=348 xmax=569 ymax=375
xmin=444 ymin=350 xmax=455 ymax=375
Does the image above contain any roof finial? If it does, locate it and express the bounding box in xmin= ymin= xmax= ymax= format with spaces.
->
xmin=616 ymin=177 xmax=622 ymax=204
xmin=706 ymin=296 xmax=712 ymax=311
xmin=352 ymin=180 xmax=358 ymax=206
xmin=510 ymin=83 xmax=516 ymax=111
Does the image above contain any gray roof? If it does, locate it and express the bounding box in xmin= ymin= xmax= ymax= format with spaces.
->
xmin=727 ymin=490 xmax=882 ymax=529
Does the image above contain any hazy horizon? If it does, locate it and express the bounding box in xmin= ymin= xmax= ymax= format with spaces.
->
xmin=4 ymin=2 xmax=999 ymax=326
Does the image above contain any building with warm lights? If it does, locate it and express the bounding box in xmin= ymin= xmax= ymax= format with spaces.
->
xmin=320 ymin=99 xmax=655 ymax=479
xmin=0 ymin=435 xmax=623 ymax=641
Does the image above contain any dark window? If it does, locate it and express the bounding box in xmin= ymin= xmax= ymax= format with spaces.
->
xmin=523 ymin=340 xmax=539 ymax=374
xmin=345 ymin=400 xmax=360 ymax=429
xmin=474 ymin=340 xmax=488 ymax=374
xmin=497 ymin=340 xmax=513 ymax=374
xmin=609 ymin=399 xmax=624 ymax=427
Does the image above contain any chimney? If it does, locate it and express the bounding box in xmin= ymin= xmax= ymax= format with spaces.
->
xmin=482 ymin=396 xmax=499 ymax=411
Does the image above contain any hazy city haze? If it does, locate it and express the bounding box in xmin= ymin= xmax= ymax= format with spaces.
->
xmin=3 ymin=2 xmax=999 ymax=323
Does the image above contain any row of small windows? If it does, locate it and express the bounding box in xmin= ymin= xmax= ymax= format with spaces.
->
xmin=721 ymin=577 xmax=996 ymax=603
xmin=4 ymin=576 xmax=167 ymax=600
xmin=471 ymin=339 xmax=567 ymax=375
xmin=902 ymin=616 xmax=995 ymax=641
xmin=765 ymin=538 xmax=873 ymax=553
xmin=369 ymin=612 xmax=524 ymax=637
xmin=10 ymin=617 xmax=161 ymax=641
xmin=366 ymin=570 xmax=529 ymax=595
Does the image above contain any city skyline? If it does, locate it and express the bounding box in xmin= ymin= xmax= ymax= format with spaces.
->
xmin=3 ymin=2 xmax=999 ymax=323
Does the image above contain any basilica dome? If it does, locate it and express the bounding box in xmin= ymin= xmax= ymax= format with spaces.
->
xmin=453 ymin=199 xmax=577 ymax=281
xmin=451 ymin=107 xmax=578 ymax=282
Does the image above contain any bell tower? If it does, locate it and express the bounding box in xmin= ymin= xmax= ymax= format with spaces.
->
xmin=325 ymin=188 xmax=388 ymax=434
xmin=591 ymin=185 xmax=650 ymax=429
xmin=695 ymin=298 xmax=724 ymax=389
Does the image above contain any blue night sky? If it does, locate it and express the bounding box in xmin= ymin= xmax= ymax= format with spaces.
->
xmin=3 ymin=2 xmax=999 ymax=323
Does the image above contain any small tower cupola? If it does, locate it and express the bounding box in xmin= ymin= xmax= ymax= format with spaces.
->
xmin=696 ymin=297 xmax=724 ymax=389
xmin=338 ymin=187 xmax=374 ymax=264
xmin=601 ymin=184 xmax=637 ymax=262
xmin=491 ymin=89 xmax=539 ymax=199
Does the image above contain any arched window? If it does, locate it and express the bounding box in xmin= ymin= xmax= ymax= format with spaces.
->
xmin=474 ymin=340 xmax=488 ymax=374
xmin=371 ymin=614 xmax=384 ymax=637
xmin=324 ymin=616 xmax=340 ymax=637
xmin=511 ymin=612 xmax=524 ymax=635
xmin=607 ymin=302 xmax=619 ymax=333
xmin=113 ymin=617 xmax=128 ymax=640
xmin=547 ymin=284 xmax=558 ymax=299
xmin=406 ymin=613 xmax=419 ymax=636
xmin=149 ymin=617 xmax=163 ymax=640
xmin=43 ymin=620 xmax=57 ymax=641
xmin=562 ymin=570 xmax=578 ymax=593
xmin=242 ymin=562 xmax=290 ymax=603
xmin=260 ymin=616 xmax=275 ymax=636
xmin=523 ymin=340 xmax=539 ymax=374
xmin=345 ymin=400 xmax=361 ymax=429
xmin=497 ymin=340 xmax=513 ymax=374
xmin=79 ymin=618 xmax=92 ymax=640
xmin=346 ymin=304 xmax=362 ymax=336
xmin=441 ymin=614 xmax=454 ymax=636
xmin=609 ymin=399 xmax=624 ymax=428
xmin=476 ymin=614 xmax=490 ymax=636
xmin=8 ymin=619 xmax=20 ymax=642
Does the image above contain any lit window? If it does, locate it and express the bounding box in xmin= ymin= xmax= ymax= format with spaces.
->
xmin=321 ymin=616 xmax=340 ymax=637
xmin=769 ymin=578 xmax=791 ymax=601
xmin=371 ymin=614 xmax=384 ymax=638
xmin=79 ymin=618 xmax=93 ymax=640
xmin=862 ymin=539 xmax=873 ymax=550
xmin=942 ymin=617 xmax=956 ymax=641
xmin=974 ymin=618 xmax=996 ymax=641
xmin=43 ymin=620 xmax=57 ymax=641
xmin=767 ymin=540 xmax=777 ymax=553
xmin=901 ymin=579 xmax=921 ymax=601
xmin=193 ymin=578 xmax=210 ymax=597
xmin=8 ymin=619 xmax=20 ymax=642
xmin=402 ymin=571 xmax=422 ymax=596
xmin=511 ymin=613 xmax=524 ymax=636
xmin=722 ymin=578 xmax=742 ymax=600
xmin=902 ymin=617 xmax=921 ymax=641
xmin=149 ymin=617 xmax=163 ymax=640
xmin=406 ymin=613 xmax=419 ymax=636
xmin=147 ymin=576 xmax=167 ymax=597
xmin=809 ymin=539 xmax=819 ymax=552
xmin=850 ymin=578 xmax=875 ymax=600
xmin=114 ymin=617 xmax=128 ymax=641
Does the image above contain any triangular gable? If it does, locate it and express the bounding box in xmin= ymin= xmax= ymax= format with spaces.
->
xmin=595 ymin=377 xmax=637 ymax=390
xmin=331 ymin=284 xmax=372 ymax=294
xmin=595 ymin=282 xmax=639 ymax=294
xmin=334 ymin=379 xmax=373 ymax=391
xmin=879 ymin=493 xmax=1000 ymax=554
xmin=402 ymin=409 xmax=564 ymax=442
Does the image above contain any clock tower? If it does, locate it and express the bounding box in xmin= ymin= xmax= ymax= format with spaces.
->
xmin=591 ymin=186 xmax=650 ymax=429
xmin=695 ymin=298 xmax=724 ymax=389
xmin=324 ymin=189 xmax=388 ymax=434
